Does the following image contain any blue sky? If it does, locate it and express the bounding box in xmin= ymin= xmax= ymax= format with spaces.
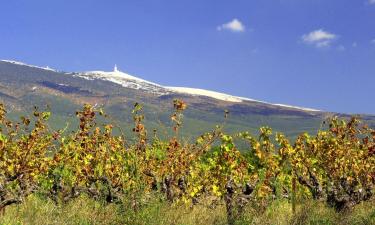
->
xmin=0 ymin=0 xmax=375 ymax=114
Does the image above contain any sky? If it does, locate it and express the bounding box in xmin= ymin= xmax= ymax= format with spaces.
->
xmin=0 ymin=0 xmax=374 ymax=114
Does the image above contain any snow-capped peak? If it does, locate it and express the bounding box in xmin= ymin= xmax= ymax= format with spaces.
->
xmin=165 ymin=87 xmax=320 ymax=111
xmin=82 ymin=65 xmax=161 ymax=86
xmin=76 ymin=66 xmax=320 ymax=112
xmin=0 ymin=59 xmax=320 ymax=112
xmin=166 ymin=87 xmax=245 ymax=103
xmin=0 ymin=60 xmax=57 ymax=72
xmin=75 ymin=65 xmax=167 ymax=95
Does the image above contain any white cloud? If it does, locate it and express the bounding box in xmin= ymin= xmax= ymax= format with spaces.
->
xmin=369 ymin=0 xmax=375 ymax=4
xmin=302 ymin=29 xmax=337 ymax=47
xmin=217 ymin=19 xmax=245 ymax=32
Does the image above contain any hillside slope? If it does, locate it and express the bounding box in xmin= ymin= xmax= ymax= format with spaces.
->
xmin=0 ymin=60 xmax=373 ymax=138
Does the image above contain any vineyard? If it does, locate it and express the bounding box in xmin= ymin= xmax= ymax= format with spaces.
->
xmin=0 ymin=100 xmax=374 ymax=225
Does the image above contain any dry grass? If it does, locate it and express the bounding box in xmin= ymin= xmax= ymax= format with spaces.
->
xmin=0 ymin=195 xmax=374 ymax=225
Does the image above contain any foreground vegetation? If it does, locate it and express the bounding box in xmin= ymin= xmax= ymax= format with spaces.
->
xmin=1 ymin=195 xmax=374 ymax=225
xmin=0 ymin=100 xmax=374 ymax=224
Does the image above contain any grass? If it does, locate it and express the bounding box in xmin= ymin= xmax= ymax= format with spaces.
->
xmin=1 ymin=195 xmax=374 ymax=225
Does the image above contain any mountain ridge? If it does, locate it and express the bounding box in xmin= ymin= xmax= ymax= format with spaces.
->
xmin=78 ymin=66 xmax=321 ymax=111
xmin=1 ymin=60 xmax=320 ymax=112
xmin=0 ymin=59 xmax=373 ymax=138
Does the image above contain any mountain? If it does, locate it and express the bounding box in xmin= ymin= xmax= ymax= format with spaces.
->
xmin=0 ymin=59 xmax=374 ymax=139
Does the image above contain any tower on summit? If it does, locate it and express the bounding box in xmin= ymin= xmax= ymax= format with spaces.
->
xmin=114 ymin=64 xmax=119 ymax=72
